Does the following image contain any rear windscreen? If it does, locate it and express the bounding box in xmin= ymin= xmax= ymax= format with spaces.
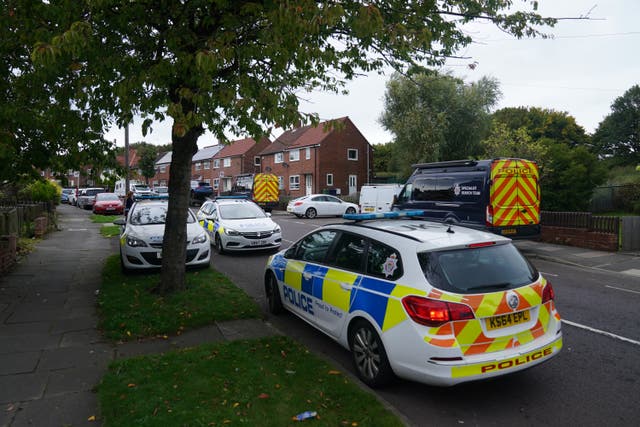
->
xmin=418 ymin=243 xmax=538 ymax=294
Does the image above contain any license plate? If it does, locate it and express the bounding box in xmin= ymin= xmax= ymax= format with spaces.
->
xmin=106 ymin=207 xmax=115 ymax=211
xmin=250 ymin=239 xmax=266 ymax=246
xmin=501 ymin=228 xmax=517 ymax=235
xmin=364 ymin=207 xmax=374 ymax=212
xmin=486 ymin=310 xmax=530 ymax=331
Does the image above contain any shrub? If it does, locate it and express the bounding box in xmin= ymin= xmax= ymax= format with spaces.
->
xmin=18 ymin=179 xmax=61 ymax=203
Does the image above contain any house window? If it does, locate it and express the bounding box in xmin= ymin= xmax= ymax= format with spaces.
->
xmin=289 ymin=175 xmax=300 ymax=190
xmin=223 ymin=158 xmax=231 ymax=167
xmin=203 ymin=161 xmax=210 ymax=170
xmin=195 ymin=162 xmax=201 ymax=171
xmin=278 ymin=176 xmax=284 ymax=190
xmin=213 ymin=178 xmax=219 ymax=190
xmin=254 ymin=156 xmax=261 ymax=166
xmin=348 ymin=149 xmax=358 ymax=161
xmin=204 ymin=179 xmax=210 ymax=185
xmin=159 ymin=165 xmax=166 ymax=173
xmin=289 ymin=149 xmax=300 ymax=162
xmin=326 ymin=174 xmax=334 ymax=186
xmin=275 ymin=152 xmax=284 ymax=163
xmin=214 ymin=159 xmax=220 ymax=168
xmin=152 ymin=180 xmax=158 ymax=186
xmin=305 ymin=147 xmax=311 ymax=160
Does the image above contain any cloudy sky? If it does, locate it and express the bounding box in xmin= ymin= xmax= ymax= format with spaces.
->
xmin=105 ymin=0 xmax=639 ymax=148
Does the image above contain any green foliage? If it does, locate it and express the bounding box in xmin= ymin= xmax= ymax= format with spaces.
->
xmin=137 ymin=143 xmax=158 ymax=182
xmin=592 ymin=85 xmax=640 ymax=166
xmin=380 ymin=71 xmax=500 ymax=177
xmin=18 ymin=179 xmax=60 ymax=202
xmin=481 ymin=121 xmax=548 ymax=162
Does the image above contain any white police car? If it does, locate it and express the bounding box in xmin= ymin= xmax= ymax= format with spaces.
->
xmin=264 ymin=211 xmax=562 ymax=387
xmin=115 ymin=199 xmax=210 ymax=271
xmin=196 ymin=197 xmax=281 ymax=254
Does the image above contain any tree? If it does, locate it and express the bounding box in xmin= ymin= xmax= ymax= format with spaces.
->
xmin=380 ymin=71 xmax=500 ymax=176
xmin=27 ymin=1 xmax=556 ymax=294
xmin=137 ymin=144 xmax=159 ymax=184
xmin=593 ymin=85 xmax=640 ymax=166
xmin=481 ymin=121 xmax=548 ymax=161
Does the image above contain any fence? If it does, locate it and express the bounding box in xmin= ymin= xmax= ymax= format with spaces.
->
xmin=591 ymin=184 xmax=640 ymax=213
xmin=540 ymin=211 xmax=620 ymax=234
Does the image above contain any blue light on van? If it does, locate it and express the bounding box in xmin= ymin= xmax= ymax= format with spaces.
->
xmin=343 ymin=210 xmax=426 ymax=221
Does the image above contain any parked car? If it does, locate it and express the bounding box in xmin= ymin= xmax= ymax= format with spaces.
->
xmin=153 ymin=186 xmax=169 ymax=197
xmin=93 ymin=192 xmax=124 ymax=215
xmin=287 ymin=194 xmax=358 ymax=218
xmin=114 ymin=199 xmax=210 ymax=271
xmin=60 ymin=188 xmax=74 ymax=204
xmin=77 ymin=188 xmax=105 ymax=210
xmin=264 ymin=210 xmax=562 ymax=387
xmin=67 ymin=188 xmax=80 ymax=206
xmin=191 ymin=181 xmax=214 ymax=206
xmin=359 ymin=184 xmax=402 ymax=213
xmin=196 ymin=197 xmax=281 ymax=254
xmin=131 ymin=183 xmax=154 ymax=200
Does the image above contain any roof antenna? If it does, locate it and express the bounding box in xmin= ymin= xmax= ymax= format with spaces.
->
xmin=444 ymin=218 xmax=455 ymax=234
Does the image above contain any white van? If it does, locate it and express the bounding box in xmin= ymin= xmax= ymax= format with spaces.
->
xmin=358 ymin=184 xmax=402 ymax=214
xmin=114 ymin=179 xmax=146 ymax=198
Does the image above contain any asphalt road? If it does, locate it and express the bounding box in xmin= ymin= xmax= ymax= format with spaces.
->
xmin=211 ymin=214 xmax=640 ymax=427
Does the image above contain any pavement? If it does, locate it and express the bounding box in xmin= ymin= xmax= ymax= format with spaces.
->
xmin=1 ymin=206 xmax=639 ymax=426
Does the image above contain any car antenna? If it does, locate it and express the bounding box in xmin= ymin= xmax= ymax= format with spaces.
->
xmin=444 ymin=218 xmax=455 ymax=234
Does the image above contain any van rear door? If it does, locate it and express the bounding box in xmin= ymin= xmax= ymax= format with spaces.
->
xmin=489 ymin=159 xmax=540 ymax=229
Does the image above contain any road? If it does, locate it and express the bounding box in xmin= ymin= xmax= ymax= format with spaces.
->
xmin=212 ymin=214 xmax=640 ymax=427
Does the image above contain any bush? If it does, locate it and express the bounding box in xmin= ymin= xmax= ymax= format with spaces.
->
xmin=18 ymin=179 xmax=61 ymax=203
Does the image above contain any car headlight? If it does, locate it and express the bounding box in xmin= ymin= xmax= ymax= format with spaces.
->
xmin=273 ymin=225 xmax=281 ymax=234
xmin=126 ymin=235 xmax=148 ymax=247
xmin=192 ymin=233 xmax=208 ymax=244
xmin=225 ymin=228 xmax=240 ymax=236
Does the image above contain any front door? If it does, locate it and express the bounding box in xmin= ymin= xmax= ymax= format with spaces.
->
xmin=348 ymin=175 xmax=357 ymax=196
xmin=305 ymin=174 xmax=313 ymax=196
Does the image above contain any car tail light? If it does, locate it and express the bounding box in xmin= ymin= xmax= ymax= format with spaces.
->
xmin=467 ymin=241 xmax=496 ymax=249
xmin=486 ymin=205 xmax=494 ymax=226
xmin=294 ymin=201 xmax=304 ymax=206
xmin=402 ymin=296 xmax=475 ymax=327
xmin=542 ymin=282 xmax=555 ymax=303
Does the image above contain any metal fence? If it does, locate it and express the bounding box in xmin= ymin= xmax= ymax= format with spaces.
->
xmin=540 ymin=211 xmax=620 ymax=234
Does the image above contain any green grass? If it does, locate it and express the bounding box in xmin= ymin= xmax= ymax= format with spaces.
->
xmin=91 ymin=214 xmax=123 ymax=223
xmin=100 ymin=225 xmax=121 ymax=238
xmin=98 ymin=336 xmax=403 ymax=427
xmin=98 ymin=255 xmax=262 ymax=341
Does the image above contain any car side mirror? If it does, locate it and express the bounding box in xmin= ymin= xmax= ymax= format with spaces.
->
xmin=113 ymin=218 xmax=126 ymax=226
xmin=266 ymin=212 xmax=272 ymax=217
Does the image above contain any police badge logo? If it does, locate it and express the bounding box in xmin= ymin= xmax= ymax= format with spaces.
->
xmin=506 ymin=291 xmax=520 ymax=311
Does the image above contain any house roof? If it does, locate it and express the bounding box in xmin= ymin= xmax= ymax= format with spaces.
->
xmin=214 ymin=137 xmax=262 ymax=158
xmin=193 ymin=145 xmax=224 ymax=161
xmin=260 ymin=117 xmax=349 ymax=155
xmin=155 ymin=151 xmax=172 ymax=165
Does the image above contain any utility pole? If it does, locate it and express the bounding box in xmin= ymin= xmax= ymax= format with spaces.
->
xmin=124 ymin=124 xmax=130 ymax=196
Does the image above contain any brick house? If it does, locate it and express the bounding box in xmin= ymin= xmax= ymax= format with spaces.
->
xmin=152 ymin=151 xmax=172 ymax=187
xmin=191 ymin=145 xmax=224 ymax=185
xmin=211 ymin=137 xmax=272 ymax=193
xmin=258 ymin=117 xmax=373 ymax=198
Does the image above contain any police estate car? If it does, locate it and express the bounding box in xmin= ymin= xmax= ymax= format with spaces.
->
xmin=196 ymin=197 xmax=281 ymax=254
xmin=264 ymin=211 xmax=562 ymax=387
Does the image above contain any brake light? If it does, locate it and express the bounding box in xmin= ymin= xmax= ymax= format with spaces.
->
xmin=294 ymin=201 xmax=304 ymax=206
xmin=467 ymin=241 xmax=496 ymax=248
xmin=402 ymin=296 xmax=475 ymax=327
xmin=542 ymin=282 xmax=555 ymax=303
xmin=486 ymin=205 xmax=494 ymax=226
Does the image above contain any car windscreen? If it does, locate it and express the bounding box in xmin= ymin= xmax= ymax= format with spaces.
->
xmin=219 ymin=203 xmax=266 ymax=219
xmin=130 ymin=204 xmax=195 ymax=225
xmin=133 ymin=185 xmax=150 ymax=191
xmin=418 ymin=243 xmax=538 ymax=294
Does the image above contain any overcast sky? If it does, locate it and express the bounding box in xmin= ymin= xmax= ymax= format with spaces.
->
xmin=105 ymin=0 xmax=639 ymax=148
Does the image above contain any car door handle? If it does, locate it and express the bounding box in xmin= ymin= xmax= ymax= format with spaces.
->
xmin=303 ymin=272 xmax=312 ymax=280
xmin=340 ymin=282 xmax=352 ymax=291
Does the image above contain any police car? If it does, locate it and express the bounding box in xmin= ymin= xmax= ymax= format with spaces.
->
xmin=196 ymin=197 xmax=282 ymax=254
xmin=264 ymin=211 xmax=562 ymax=387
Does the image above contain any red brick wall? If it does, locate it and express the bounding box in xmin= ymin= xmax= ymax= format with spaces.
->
xmin=541 ymin=226 xmax=618 ymax=252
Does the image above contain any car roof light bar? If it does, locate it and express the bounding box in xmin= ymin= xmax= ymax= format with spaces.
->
xmin=343 ymin=210 xmax=426 ymax=222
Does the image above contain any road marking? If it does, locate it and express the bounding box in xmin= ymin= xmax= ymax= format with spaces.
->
xmin=562 ymin=319 xmax=640 ymax=346
xmin=605 ymin=285 xmax=640 ymax=295
xmin=67 ymin=228 xmax=89 ymax=231
xmin=539 ymin=271 xmax=558 ymax=277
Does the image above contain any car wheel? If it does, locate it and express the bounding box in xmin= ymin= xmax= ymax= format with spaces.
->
xmin=349 ymin=319 xmax=394 ymax=388
xmin=345 ymin=207 xmax=356 ymax=215
xmin=305 ymin=208 xmax=317 ymax=219
xmin=215 ymin=233 xmax=225 ymax=254
xmin=265 ymin=272 xmax=283 ymax=315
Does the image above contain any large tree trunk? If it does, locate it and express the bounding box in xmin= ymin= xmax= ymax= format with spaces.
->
xmin=157 ymin=123 xmax=202 ymax=294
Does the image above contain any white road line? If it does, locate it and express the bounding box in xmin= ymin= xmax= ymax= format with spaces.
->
xmin=605 ymin=285 xmax=640 ymax=295
xmin=540 ymin=271 xmax=559 ymax=277
xmin=562 ymin=319 xmax=640 ymax=346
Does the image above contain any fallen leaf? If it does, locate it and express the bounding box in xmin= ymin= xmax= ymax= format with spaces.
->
xmin=233 ymin=402 xmax=240 ymax=408
xmin=258 ymin=393 xmax=269 ymax=399
xmin=127 ymin=383 xmax=136 ymax=388
xmin=87 ymin=415 xmax=96 ymax=422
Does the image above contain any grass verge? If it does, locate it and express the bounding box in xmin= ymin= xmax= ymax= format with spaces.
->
xmin=91 ymin=214 xmax=123 ymax=223
xmin=98 ymin=255 xmax=262 ymax=341
xmin=100 ymin=225 xmax=121 ymax=238
xmin=98 ymin=336 xmax=403 ymax=427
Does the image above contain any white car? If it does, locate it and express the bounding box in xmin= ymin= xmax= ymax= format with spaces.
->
xmin=196 ymin=197 xmax=281 ymax=254
xmin=115 ymin=200 xmax=210 ymax=271
xmin=287 ymin=194 xmax=358 ymax=219
xmin=264 ymin=210 xmax=562 ymax=387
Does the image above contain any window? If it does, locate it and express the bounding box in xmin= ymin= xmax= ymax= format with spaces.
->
xmin=347 ymin=149 xmax=358 ymax=161
xmin=367 ymin=240 xmax=403 ymax=281
xmin=223 ymin=158 xmax=231 ymax=167
xmin=195 ymin=162 xmax=201 ymax=171
xmin=326 ymin=174 xmax=333 ymax=186
xmin=289 ymin=230 xmax=338 ymax=263
xmin=213 ymin=178 xmax=219 ymax=190
xmin=326 ymin=232 xmax=367 ymax=272
xmin=204 ymin=179 xmax=210 ymax=185
xmin=278 ymin=176 xmax=284 ymax=190
xmin=254 ymin=156 xmax=261 ymax=166
xmin=289 ymin=149 xmax=300 ymax=162
xmin=213 ymin=159 xmax=220 ymax=168
xmin=203 ymin=161 xmax=210 ymax=170
xmin=289 ymin=175 xmax=300 ymax=190
xmin=305 ymin=147 xmax=311 ymax=160
xmin=159 ymin=165 xmax=166 ymax=173
xmin=275 ymin=152 xmax=284 ymax=163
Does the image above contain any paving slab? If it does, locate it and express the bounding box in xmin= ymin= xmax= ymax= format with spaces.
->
xmin=0 ymin=372 xmax=48 ymax=403
xmin=10 ymin=391 xmax=100 ymax=427
xmin=0 ymin=352 xmax=41 ymax=375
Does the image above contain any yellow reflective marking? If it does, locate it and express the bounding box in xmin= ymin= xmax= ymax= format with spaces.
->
xmin=322 ymin=269 xmax=356 ymax=312
xmin=455 ymin=320 xmax=483 ymax=347
xmin=381 ymin=284 xmax=425 ymax=332
xmin=284 ymin=260 xmax=304 ymax=291
xmin=515 ymin=329 xmax=536 ymax=346
xmin=473 ymin=293 xmax=502 ymax=318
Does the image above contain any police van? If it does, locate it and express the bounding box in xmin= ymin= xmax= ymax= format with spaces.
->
xmin=393 ymin=158 xmax=541 ymax=239
xmin=264 ymin=211 xmax=562 ymax=387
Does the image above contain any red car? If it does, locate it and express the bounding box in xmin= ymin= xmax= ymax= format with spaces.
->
xmin=93 ymin=192 xmax=124 ymax=215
